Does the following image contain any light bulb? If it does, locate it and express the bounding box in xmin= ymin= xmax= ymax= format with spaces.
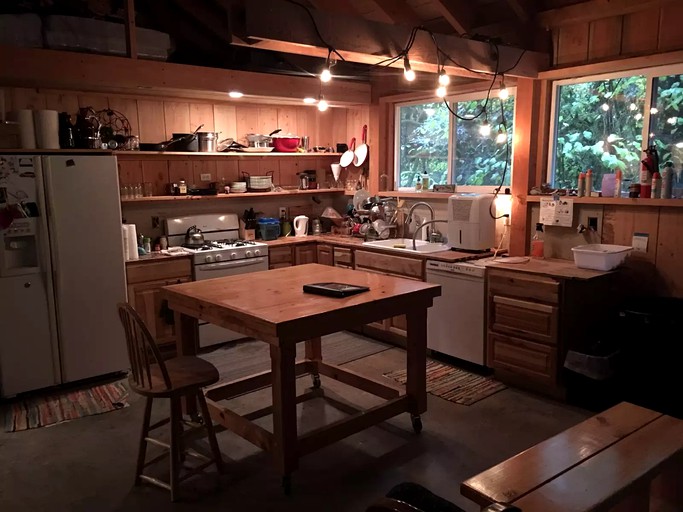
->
xmin=228 ymin=91 xmax=243 ymax=98
xmin=629 ymin=103 xmax=637 ymax=111
xmin=479 ymin=122 xmax=491 ymax=137
xmin=436 ymin=85 xmax=447 ymax=98
xmin=438 ymin=70 xmax=450 ymax=86
xmin=317 ymin=97 xmax=329 ymax=112
xmin=496 ymin=129 xmax=506 ymax=144
xmin=601 ymin=103 xmax=610 ymax=111
xmin=403 ymin=57 xmax=415 ymax=82
xmin=320 ymin=68 xmax=332 ymax=83
xmin=303 ymin=97 xmax=316 ymax=104
xmin=498 ymin=83 xmax=509 ymax=100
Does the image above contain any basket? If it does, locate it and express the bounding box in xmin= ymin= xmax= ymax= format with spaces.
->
xmin=571 ymin=244 xmax=632 ymax=271
xmin=257 ymin=218 xmax=281 ymax=241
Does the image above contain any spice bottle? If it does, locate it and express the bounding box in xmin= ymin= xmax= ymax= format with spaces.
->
xmin=661 ymin=161 xmax=674 ymax=199
xmin=585 ymin=169 xmax=593 ymax=197
xmin=614 ymin=169 xmax=622 ymax=198
xmin=530 ymin=223 xmax=545 ymax=259
xmin=577 ymin=172 xmax=586 ymax=197
xmin=178 ymin=179 xmax=188 ymax=195
xmin=414 ymin=174 xmax=422 ymax=192
xmin=652 ymin=172 xmax=662 ymax=199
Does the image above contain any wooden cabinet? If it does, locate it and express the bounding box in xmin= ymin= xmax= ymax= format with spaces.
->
xmin=489 ymin=332 xmax=557 ymax=388
xmin=294 ymin=243 xmax=317 ymax=265
xmin=333 ymin=247 xmax=354 ymax=268
xmin=317 ymin=244 xmax=334 ymax=266
xmin=126 ymin=257 xmax=192 ymax=349
xmin=269 ymin=246 xmax=293 ymax=269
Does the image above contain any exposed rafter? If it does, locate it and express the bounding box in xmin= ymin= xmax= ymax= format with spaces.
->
xmin=537 ymin=0 xmax=677 ymax=28
xmin=308 ymin=0 xmax=363 ymax=16
xmin=368 ymin=0 xmax=421 ymax=26
xmin=504 ymin=0 xmax=536 ymax=23
xmin=431 ymin=0 xmax=475 ymax=35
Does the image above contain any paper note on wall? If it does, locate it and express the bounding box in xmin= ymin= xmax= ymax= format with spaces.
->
xmin=540 ymin=197 xmax=574 ymax=227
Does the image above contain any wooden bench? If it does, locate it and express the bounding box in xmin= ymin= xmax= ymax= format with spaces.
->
xmin=461 ymin=402 xmax=683 ymax=512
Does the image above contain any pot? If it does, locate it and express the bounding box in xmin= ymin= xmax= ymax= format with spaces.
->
xmin=246 ymin=129 xmax=281 ymax=148
xmin=184 ymin=225 xmax=205 ymax=248
xmin=197 ymin=131 xmax=218 ymax=152
xmin=272 ymin=133 xmax=300 ymax=152
xmin=167 ymin=132 xmax=199 ymax=152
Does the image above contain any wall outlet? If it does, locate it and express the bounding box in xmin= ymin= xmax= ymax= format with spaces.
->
xmin=279 ymin=206 xmax=288 ymax=218
xmin=200 ymin=173 xmax=212 ymax=182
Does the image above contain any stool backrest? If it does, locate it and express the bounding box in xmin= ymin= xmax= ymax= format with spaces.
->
xmin=117 ymin=303 xmax=171 ymax=391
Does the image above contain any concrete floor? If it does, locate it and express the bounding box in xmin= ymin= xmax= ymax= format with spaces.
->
xmin=0 ymin=347 xmax=589 ymax=512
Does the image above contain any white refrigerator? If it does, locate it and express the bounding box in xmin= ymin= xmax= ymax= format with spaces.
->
xmin=0 ymin=154 xmax=128 ymax=397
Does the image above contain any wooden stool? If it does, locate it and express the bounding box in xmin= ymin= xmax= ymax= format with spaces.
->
xmin=117 ymin=303 xmax=223 ymax=501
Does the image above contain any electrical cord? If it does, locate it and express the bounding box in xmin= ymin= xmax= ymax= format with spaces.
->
xmin=284 ymin=0 xmax=346 ymax=61
xmin=489 ymin=95 xmax=511 ymax=220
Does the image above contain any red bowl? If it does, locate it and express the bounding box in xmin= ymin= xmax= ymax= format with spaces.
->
xmin=272 ymin=136 xmax=300 ymax=152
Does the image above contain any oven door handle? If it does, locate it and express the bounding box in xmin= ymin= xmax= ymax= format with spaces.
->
xmin=196 ymin=258 xmax=266 ymax=271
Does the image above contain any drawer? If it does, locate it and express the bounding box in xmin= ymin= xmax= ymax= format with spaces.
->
xmin=333 ymin=247 xmax=353 ymax=267
xmin=490 ymin=295 xmax=558 ymax=345
xmin=489 ymin=332 xmax=557 ymax=386
xmin=269 ymin=246 xmax=293 ymax=264
xmin=355 ymin=250 xmax=423 ymax=280
xmin=126 ymin=257 xmax=192 ymax=284
xmin=488 ymin=269 xmax=559 ymax=304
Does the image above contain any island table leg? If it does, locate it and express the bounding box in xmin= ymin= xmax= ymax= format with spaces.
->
xmin=406 ymin=308 xmax=428 ymax=428
xmin=174 ymin=310 xmax=199 ymax=418
xmin=305 ymin=337 xmax=322 ymax=388
xmin=271 ymin=342 xmax=298 ymax=494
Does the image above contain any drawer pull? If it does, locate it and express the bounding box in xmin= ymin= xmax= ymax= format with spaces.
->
xmin=493 ymin=296 xmax=554 ymax=314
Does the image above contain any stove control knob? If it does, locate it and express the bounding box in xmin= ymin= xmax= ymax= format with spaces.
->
xmin=215 ymin=254 xmax=223 ymax=262
xmin=230 ymin=252 xmax=237 ymax=260
xmin=254 ymin=249 xmax=261 ymax=256
xmin=246 ymin=250 xmax=253 ymax=258
xmin=205 ymin=255 xmax=214 ymax=263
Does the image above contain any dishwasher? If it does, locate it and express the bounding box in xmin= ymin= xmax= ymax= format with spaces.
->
xmin=426 ymin=260 xmax=487 ymax=366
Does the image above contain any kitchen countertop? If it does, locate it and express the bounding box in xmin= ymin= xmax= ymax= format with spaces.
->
xmin=486 ymin=257 xmax=613 ymax=280
xmin=125 ymin=252 xmax=192 ymax=264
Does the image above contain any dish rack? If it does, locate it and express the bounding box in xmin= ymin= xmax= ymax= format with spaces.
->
xmin=242 ymin=171 xmax=274 ymax=192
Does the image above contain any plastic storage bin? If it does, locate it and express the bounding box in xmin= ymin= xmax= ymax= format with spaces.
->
xmin=571 ymin=244 xmax=632 ymax=271
xmin=257 ymin=218 xmax=281 ymax=241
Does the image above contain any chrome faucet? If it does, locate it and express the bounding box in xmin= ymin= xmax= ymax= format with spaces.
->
xmin=406 ymin=202 xmax=438 ymax=240
xmin=413 ymin=220 xmax=448 ymax=250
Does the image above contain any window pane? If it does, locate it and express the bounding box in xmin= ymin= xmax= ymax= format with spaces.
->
xmin=552 ymin=76 xmax=646 ymax=190
xmin=397 ymin=102 xmax=449 ymax=188
xmin=452 ymin=97 xmax=514 ymax=186
xmin=650 ymin=74 xmax=683 ymax=172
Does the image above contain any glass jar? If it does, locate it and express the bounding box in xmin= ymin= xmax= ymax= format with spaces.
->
xmin=143 ymin=182 xmax=153 ymax=197
xmin=134 ymin=183 xmax=143 ymax=198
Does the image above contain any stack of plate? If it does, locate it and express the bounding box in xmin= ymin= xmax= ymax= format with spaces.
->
xmin=231 ymin=181 xmax=247 ymax=193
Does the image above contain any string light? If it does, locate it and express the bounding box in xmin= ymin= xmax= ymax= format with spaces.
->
xmin=498 ymin=78 xmax=509 ymax=100
xmin=317 ymin=95 xmax=329 ymax=112
xmin=320 ymin=67 xmax=332 ymax=83
xmin=303 ymin=97 xmax=317 ymax=104
xmin=436 ymin=85 xmax=447 ymax=98
xmin=479 ymin=112 xmax=491 ymax=137
xmin=403 ymin=56 xmax=415 ymax=82
xmin=438 ymin=69 xmax=450 ymax=86
xmin=496 ymin=128 xmax=506 ymax=144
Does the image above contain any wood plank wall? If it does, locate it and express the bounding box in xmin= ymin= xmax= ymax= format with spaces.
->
xmin=2 ymin=87 xmax=369 ymax=149
xmin=552 ymin=3 xmax=683 ymax=65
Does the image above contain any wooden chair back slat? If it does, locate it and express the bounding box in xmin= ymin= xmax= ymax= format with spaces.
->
xmin=117 ymin=303 xmax=172 ymax=391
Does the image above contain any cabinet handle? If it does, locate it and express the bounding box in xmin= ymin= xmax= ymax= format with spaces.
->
xmin=493 ymin=296 xmax=554 ymax=314
xmin=24 ymin=282 xmax=31 ymax=288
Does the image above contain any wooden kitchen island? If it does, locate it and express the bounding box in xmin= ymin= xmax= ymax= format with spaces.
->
xmin=161 ymin=263 xmax=441 ymax=492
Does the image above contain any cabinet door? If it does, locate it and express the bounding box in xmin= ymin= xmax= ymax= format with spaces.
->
xmin=355 ymin=250 xmax=423 ymax=280
xmin=317 ymin=244 xmax=334 ymax=266
xmin=489 ymin=332 xmax=557 ymax=387
xmin=333 ymin=247 xmax=354 ymax=268
xmin=129 ymin=277 xmax=190 ymax=346
xmin=490 ymin=295 xmax=558 ymax=345
xmin=269 ymin=246 xmax=293 ymax=269
xmin=294 ymin=243 xmax=317 ymax=265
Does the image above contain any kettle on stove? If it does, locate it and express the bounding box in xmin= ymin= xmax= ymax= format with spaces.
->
xmin=293 ymin=215 xmax=309 ymax=237
xmin=184 ymin=225 xmax=205 ymax=248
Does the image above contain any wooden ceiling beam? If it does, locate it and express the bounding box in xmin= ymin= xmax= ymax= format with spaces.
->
xmin=368 ymin=0 xmax=421 ymax=25
xmin=308 ymin=0 xmax=363 ymax=16
xmin=505 ymin=0 xmax=536 ymax=23
xmin=232 ymin=0 xmax=548 ymax=79
xmin=431 ymin=0 xmax=475 ymax=35
xmin=537 ymin=0 xmax=677 ymax=28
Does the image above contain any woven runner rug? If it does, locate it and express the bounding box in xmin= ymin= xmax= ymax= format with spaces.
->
xmin=3 ymin=380 xmax=129 ymax=432
xmin=384 ymin=360 xmax=506 ymax=406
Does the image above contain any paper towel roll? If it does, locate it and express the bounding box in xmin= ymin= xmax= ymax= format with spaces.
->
xmin=8 ymin=110 xmax=36 ymax=149
xmin=33 ymin=110 xmax=60 ymax=149
xmin=123 ymin=224 xmax=139 ymax=261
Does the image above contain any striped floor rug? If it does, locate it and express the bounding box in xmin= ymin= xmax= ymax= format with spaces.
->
xmin=3 ymin=380 xmax=129 ymax=432
xmin=384 ymin=360 xmax=506 ymax=406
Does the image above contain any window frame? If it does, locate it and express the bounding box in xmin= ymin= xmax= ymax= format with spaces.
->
xmin=394 ymin=87 xmax=517 ymax=193
xmin=546 ymin=63 xmax=683 ymax=185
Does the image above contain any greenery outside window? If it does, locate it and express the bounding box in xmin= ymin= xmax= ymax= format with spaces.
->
xmin=549 ymin=65 xmax=683 ymax=190
xmin=395 ymin=90 xmax=515 ymax=190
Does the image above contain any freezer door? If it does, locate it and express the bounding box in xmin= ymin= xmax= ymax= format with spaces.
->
xmin=42 ymin=155 xmax=128 ymax=383
xmin=0 ymin=274 xmax=59 ymax=397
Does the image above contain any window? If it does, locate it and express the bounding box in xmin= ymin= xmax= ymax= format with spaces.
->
xmin=549 ymin=65 xmax=683 ymax=190
xmin=395 ymin=91 xmax=515 ymax=190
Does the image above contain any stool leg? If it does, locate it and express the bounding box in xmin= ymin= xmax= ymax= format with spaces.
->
xmin=169 ymin=397 xmax=182 ymax=502
xmin=135 ymin=396 xmax=153 ymax=485
xmin=197 ymin=390 xmax=224 ymax=474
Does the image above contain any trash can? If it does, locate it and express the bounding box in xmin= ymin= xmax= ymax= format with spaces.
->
xmin=618 ymin=297 xmax=683 ymax=418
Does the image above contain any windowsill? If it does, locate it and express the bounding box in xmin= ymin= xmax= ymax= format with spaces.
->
xmin=526 ymin=195 xmax=683 ymax=207
xmin=378 ymin=190 xmax=455 ymax=199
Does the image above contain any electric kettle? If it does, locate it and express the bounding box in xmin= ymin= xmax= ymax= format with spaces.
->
xmin=293 ymin=215 xmax=309 ymax=237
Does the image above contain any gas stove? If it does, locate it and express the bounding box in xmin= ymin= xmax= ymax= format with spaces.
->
xmin=182 ymin=239 xmax=268 ymax=264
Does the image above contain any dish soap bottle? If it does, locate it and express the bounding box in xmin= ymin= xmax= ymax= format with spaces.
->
xmin=530 ymin=223 xmax=545 ymax=259
xmin=421 ymin=172 xmax=430 ymax=191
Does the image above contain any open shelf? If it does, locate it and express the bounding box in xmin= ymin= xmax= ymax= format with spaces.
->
xmin=117 ymin=151 xmax=343 ymax=158
xmin=525 ymin=195 xmax=683 ymax=207
xmin=377 ymin=191 xmax=454 ymax=199
xmin=121 ymin=188 xmax=345 ymax=203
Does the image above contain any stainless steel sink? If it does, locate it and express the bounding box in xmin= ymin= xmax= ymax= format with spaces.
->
xmin=361 ymin=238 xmax=450 ymax=254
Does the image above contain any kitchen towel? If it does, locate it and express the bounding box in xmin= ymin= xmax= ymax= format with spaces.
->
xmin=122 ymin=223 xmax=139 ymax=261
xmin=33 ymin=109 xmax=60 ymax=149
xmin=8 ymin=109 xmax=36 ymax=149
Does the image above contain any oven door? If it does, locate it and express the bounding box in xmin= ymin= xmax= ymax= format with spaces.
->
xmin=193 ymin=256 xmax=268 ymax=348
